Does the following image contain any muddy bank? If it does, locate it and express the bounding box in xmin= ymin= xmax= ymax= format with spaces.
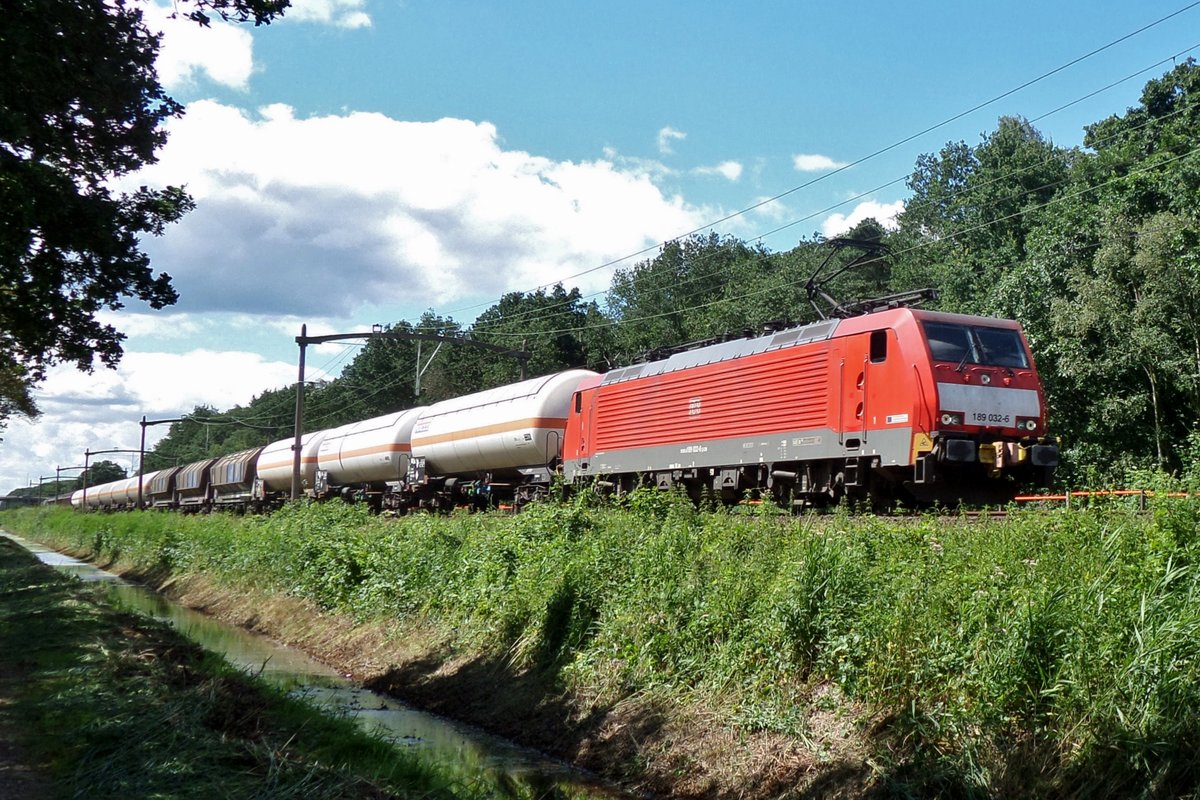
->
xmin=134 ymin=565 xmax=878 ymax=799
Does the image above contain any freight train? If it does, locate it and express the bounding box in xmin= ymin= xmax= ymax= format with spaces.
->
xmin=72 ymin=306 xmax=1059 ymax=513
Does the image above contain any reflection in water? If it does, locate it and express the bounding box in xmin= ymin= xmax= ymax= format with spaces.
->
xmin=4 ymin=533 xmax=612 ymax=799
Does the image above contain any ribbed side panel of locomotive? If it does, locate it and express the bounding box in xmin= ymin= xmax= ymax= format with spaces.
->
xmin=565 ymin=320 xmax=868 ymax=507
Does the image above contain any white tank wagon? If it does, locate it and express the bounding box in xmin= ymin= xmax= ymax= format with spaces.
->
xmin=130 ymin=470 xmax=159 ymax=509
xmin=315 ymin=407 xmax=426 ymax=508
xmin=97 ymin=476 xmax=138 ymax=509
xmin=256 ymin=430 xmax=329 ymax=502
xmin=80 ymin=481 xmax=119 ymax=510
xmin=210 ymin=447 xmax=265 ymax=510
xmin=408 ymin=369 xmax=599 ymax=509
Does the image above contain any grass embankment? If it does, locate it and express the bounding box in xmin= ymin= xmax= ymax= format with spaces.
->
xmin=0 ymin=534 xmax=490 ymax=800
xmin=4 ymin=493 xmax=1200 ymax=798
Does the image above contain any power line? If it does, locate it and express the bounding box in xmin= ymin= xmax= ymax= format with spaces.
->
xmin=435 ymin=3 xmax=1200 ymax=323
xmin=471 ymin=141 xmax=1200 ymax=339
xmin=464 ymin=47 xmax=1200 ymax=337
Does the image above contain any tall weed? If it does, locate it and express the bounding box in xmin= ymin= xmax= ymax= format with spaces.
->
xmin=5 ymin=495 xmax=1200 ymax=795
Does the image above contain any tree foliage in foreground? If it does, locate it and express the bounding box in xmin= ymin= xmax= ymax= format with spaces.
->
xmin=0 ymin=0 xmax=288 ymax=430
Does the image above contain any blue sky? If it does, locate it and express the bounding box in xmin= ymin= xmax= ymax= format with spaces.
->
xmin=3 ymin=0 xmax=1198 ymax=492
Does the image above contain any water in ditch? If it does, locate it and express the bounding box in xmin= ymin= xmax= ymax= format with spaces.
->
xmin=5 ymin=533 xmax=615 ymax=799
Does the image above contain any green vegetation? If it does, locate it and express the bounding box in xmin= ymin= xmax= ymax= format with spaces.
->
xmin=0 ymin=533 xmax=491 ymax=800
xmin=6 ymin=497 xmax=1200 ymax=797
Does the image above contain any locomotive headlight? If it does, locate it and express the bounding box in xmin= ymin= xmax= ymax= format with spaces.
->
xmin=980 ymin=373 xmax=992 ymax=385
xmin=1016 ymin=417 xmax=1038 ymax=432
xmin=940 ymin=412 xmax=963 ymax=426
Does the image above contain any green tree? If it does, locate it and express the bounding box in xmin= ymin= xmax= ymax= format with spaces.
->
xmin=0 ymin=0 xmax=288 ymax=428
xmin=607 ymin=233 xmax=775 ymax=360
xmin=83 ymin=460 xmax=126 ymax=487
xmin=469 ymin=285 xmax=615 ymax=384
xmin=897 ymin=116 xmax=1071 ymax=314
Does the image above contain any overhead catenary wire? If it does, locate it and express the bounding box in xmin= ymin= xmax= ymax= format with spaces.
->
xmin=435 ymin=3 xmax=1200 ymax=325
xmin=463 ymin=46 xmax=1200 ymax=338
xmin=468 ymin=141 xmax=1200 ymax=339
xmin=438 ymin=43 xmax=1200 ymax=338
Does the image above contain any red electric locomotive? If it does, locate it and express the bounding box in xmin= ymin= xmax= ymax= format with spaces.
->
xmin=563 ymin=306 xmax=1059 ymax=508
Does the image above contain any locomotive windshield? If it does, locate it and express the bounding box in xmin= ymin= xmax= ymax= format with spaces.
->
xmin=922 ymin=321 xmax=1029 ymax=369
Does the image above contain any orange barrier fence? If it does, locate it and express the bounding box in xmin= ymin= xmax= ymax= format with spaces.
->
xmin=1012 ymin=489 xmax=1200 ymax=508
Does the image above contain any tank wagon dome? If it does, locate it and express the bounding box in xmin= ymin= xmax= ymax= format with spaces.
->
xmin=412 ymin=369 xmax=598 ymax=477
xmin=258 ymin=430 xmax=329 ymax=492
xmin=317 ymin=407 xmax=427 ymax=485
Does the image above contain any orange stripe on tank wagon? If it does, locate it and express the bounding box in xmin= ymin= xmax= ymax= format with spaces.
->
xmin=257 ymin=455 xmax=320 ymax=471
xmin=411 ymin=417 xmax=567 ymax=447
xmin=325 ymin=443 xmax=411 ymax=460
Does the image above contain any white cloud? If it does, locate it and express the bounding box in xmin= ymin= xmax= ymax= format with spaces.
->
xmin=0 ymin=351 xmax=315 ymax=494
xmin=601 ymin=147 xmax=675 ymax=180
xmin=125 ymin=102 xmax=701 ymax=317
xmin=143 ymin=2 xmax=255 ymax=91
xmin=287 ymin=0 xmax=373 ymax=28
xmin=141 ymin=0 xmax=374 ymax=93
xmin=793 ymin=153 xmax=849 ymax=172
xmin=657 ymin=126 xmax=687 ymax=155
xmin=694 ymin=161 xmax=743 ymax=181
xmin=96 ymin=311 xmax=203 ymax=340
xmin=821 ymin=199 xmax=906 ymax=237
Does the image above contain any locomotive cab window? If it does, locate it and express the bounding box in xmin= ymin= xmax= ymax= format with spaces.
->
xmin=922 ymin=321 xmax=1029 ymax=369
xmin=869 ymin=330 xmax=887 ymax=363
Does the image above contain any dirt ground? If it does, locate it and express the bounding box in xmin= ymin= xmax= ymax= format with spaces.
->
xmin=160 ymin=574 xmax=882 ymax=799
